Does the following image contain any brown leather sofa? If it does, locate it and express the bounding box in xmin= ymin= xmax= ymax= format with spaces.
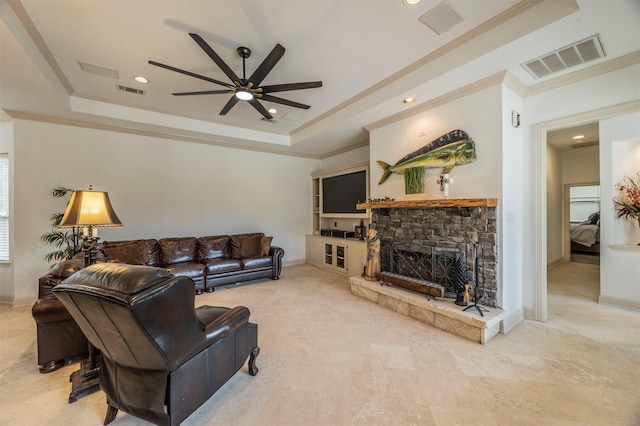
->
xmin=53 ymin=263 xmax=259 ymax=426
xmin=32 ymin=232 xmax=282 ymax=373
xmin=99 ymin=232 xmax=284 ymax=294
xmin=31 ymin=258 xmax=88 ymax=373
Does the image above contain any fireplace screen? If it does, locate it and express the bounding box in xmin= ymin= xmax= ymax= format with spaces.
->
xmin=389 ymin=247 xmax=462 ymax=298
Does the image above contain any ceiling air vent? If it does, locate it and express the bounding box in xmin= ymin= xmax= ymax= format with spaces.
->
xmin=78 ymin=61 xmax=119 ymax=79
xmin=116 ymin=85 xmax=145 ymax=95
xmin=521 ymin=34 xmax=606 ymax=79
xmin=419 ymin=0 xmax=464 ymax=35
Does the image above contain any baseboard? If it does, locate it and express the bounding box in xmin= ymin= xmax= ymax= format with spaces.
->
xmin=283 ymin=258 xmax=306 ymax=267
xmin=547 ymin=258 xmax=563 ymax=270
xmin=0 ymin=294 xmax=35 ymax=307
xmin=598 ymin=295 xmax=640 ymax=311
xmin=500 ymin=308 xmax=525 ymax=333
xmin=522 ymin=306 xmax=536 ymax=320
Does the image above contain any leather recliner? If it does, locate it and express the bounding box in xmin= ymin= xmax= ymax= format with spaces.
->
xmin=53 ymin=263 xmax=259 ymax=426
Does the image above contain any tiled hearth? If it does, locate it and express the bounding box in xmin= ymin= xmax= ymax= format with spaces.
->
xmin=350 ymin=276 xmax=505 ymax=344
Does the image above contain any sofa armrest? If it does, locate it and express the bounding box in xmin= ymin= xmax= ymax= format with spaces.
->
xmin=269 ymin=246 xmax=284 ymax=279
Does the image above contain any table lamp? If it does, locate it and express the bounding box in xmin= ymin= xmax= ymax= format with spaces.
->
xmin=58 ymin=185 xmax=123 ymax=267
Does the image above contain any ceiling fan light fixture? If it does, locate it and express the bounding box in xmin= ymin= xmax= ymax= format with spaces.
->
xmin=235 ymin=90 xmax=253 ymax=100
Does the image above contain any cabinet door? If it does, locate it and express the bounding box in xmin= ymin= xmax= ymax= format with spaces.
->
xmin=335 ymin=244 xmax=346 ymax=271
xmin=324 ymin=243 xmax=334 ymax=267
xmin=305 ymin=236 xmax=324 ymax=267
xmin=322 ymin=242 xmax=347 ymax=272
xmin=347 ymin=242 xmax=366 ymax=276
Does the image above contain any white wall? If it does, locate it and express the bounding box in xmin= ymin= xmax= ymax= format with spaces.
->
xmin=7 ymin=119 xmax=319 ymax=305
xmin=319 ymin=145 xmax=369 ymax=173
xmin=599 ymin=113 xmax=640 ymax=307
xmin=523 ymin=63 xmax=640 ymax=314
xmin=562 ymin=145 xmax=599 ymax=184
xmin=370 ymin=86 xmax=503 ymax=200
xmin=501 ymin=85 xmax=524 ymax=329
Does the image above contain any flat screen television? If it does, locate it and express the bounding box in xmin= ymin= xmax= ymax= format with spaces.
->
xmin=321 ymin=170 xmax=367 ymax=216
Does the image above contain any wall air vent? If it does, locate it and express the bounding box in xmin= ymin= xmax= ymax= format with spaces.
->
xmin=521 ymin=34 xmax=606 ymax=79
xmin=116 ymin=85 xmax=145 ymax=95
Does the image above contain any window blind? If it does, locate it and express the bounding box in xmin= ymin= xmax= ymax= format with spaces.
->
xmin=0 ymin=155 xmax=8 ymax=261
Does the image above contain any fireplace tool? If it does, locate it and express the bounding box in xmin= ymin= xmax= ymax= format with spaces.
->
xmin=463 ymin=243 xmax=489 ymax=316
xmin=454 ymin=249 xmax=468 ymax=306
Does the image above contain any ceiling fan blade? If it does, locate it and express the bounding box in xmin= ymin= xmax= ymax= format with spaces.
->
xmin=173 ymin=90 xmax=234 ymax=96
xmin=189 ymin=33 xmax=241 ymax=84
xmin=261 ymin=94 xmax=310 ymax=110
xmin=220 ymin=95 xmax=240 ymax=115
xmin=248 ymin=44 xmax=285 ymax=87
xmin=148 ymin=60 xmax=235 ymax=89
xmin=261 ymin=81 xmax=323 ymax=93
xmin=248 ymin=98 xmax=273 ymax=119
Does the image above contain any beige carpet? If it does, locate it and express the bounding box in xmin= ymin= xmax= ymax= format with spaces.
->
xmin=1 ymin=263 xmax=639 ymax=425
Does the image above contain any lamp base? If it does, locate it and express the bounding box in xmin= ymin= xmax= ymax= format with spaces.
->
xmin=68 ymin=354 xmax=101 ymax=403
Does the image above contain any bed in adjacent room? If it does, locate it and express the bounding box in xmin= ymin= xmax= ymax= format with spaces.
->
xmin=570 ymin=212 xmax=600 ymax=253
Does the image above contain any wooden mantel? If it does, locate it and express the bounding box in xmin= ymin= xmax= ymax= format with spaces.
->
xmin=356 ymin=198 xmax=498 ymax=210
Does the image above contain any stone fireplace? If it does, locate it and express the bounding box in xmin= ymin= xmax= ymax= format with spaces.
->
xmin=372 ymin=204 xmax=499 ymax=308
xmin=349 ymin=198 xmax=504 ymax=344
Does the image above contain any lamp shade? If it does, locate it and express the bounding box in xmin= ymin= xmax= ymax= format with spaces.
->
xmin=58 ymin=189 xmax=123 ymax=228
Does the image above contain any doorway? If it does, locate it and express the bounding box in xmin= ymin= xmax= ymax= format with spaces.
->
xmin=532 ymin=101 xmax=637 ymax=322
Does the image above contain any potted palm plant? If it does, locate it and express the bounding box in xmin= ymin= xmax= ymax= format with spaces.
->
xmin=41 ymin=187 xmax=82 ymax=264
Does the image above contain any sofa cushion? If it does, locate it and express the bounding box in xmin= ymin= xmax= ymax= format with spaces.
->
xmin=198 ymin=236 xmax=230 ymax=261
xmin=242 ymin=257 xmax=272 ymax=270
xmin=164 ymin=261 xmax=206 ymax=281
xmin=102 ymin=241 xmax=147 ymax=265
xmin=230 ymin=233 xmax=263 ymax=258
xmin=261 ymin=236 xmax=273 ymax=256
xmin=202 ymin=258 xmax=242 ymax=275
xmin=159 ymin=237 xmax=198 ymax=265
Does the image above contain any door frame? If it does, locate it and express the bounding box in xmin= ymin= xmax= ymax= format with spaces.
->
xmin=533 ymin=101 xmax=638 ymax=322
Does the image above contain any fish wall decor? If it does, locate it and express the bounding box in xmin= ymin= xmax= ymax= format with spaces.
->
xmin=377 ymin=129 xmax=477 ymax=194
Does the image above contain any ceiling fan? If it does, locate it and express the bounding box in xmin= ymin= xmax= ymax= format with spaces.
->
xmin=149 ymin=33 xmax=323 ymax=120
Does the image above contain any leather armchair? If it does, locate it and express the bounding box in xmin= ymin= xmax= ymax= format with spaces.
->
xmin=53 ymin=263 xmax=259 ymax=426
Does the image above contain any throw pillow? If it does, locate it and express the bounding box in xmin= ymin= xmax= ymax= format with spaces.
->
xmin=102 ymin=241 xmax=146 ymax=265
xmin=241 ymin=234 xmax=263 ymax=258
xmin=261 ymin=236 xmax=273 ymax=256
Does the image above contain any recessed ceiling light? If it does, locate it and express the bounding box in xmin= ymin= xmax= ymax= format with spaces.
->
xmin=268 ymin=108 xmax=277 ymax=114
xmin=572 ymin=135 xmax=585 ymax=140
xmin=403 ymin=0 xmax=421 ymax=5
xmin=403 ymin=97 xmax=415 ymax=104
xmin=134 ymin=76 xmax=148 ymax=84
